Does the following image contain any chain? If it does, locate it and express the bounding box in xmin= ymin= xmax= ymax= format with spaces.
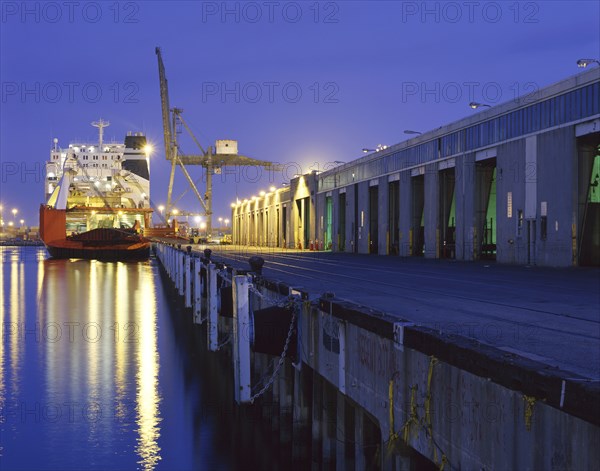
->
xmin=218 ymin=270 xmax=232 ymax=287
xmin=216 ymin=334 xmax=231 ymax=350
xmin=249 ymin=285 xmax=289 ymax=308
xmin=250 ymin=300 xmax=298 ymax=404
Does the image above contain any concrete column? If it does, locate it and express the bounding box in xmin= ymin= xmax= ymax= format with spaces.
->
xmin=316 ymin=192 xmax=325 ymax=248
xmin=292 ymin=366 xmax=311 ymax=467
xmin=279 ymin=361 xmax=293 ymax=464
xmin=331 ymin=189 xmax=339 ymax=252
xmin=424 ymin=163 xmax=440 ymax=259
xmin=322 ymin=382 xmax=336 ymax=469
xmin=311 ymin=372 xmax=323 ymax=469
xmin=207 ymin=263 xmax=218 ymax=351
xmin=354 ymin=408 xmax=366 ymax=470
xmin=184 ymin=253 xmax=192 ymax=308
xmin=335 ymin=392 xmax=346 ymax=471
xmin=178 ymin=252 xmax=185 ymax=296
xmin=399 ymin=171 xmax=412 ymax=257
xmin=193 ymin=258 xmax=202 ymax=324
xmin=345 ymin=185 xmax=355 ymax=253
xmin=378 ymin=176 xmax=389 ymax=255
xmin=232 ymin=275 xmax=251 ymax=404
xmin=357 ymin=181 xmax=369 ymax=254
xmin=456 ymin=153 xmax=476 ymax=260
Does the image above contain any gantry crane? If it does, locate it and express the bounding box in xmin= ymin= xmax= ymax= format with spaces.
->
xmin=155 ymin=47 xmax=280 ymax=236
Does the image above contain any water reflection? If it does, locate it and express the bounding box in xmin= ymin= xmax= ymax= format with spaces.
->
xmin=1 ymin=247 xmax=281 ymax=470
xmin=135 ymin=264 xmax=162 ymax=470
xmin=1 ymin=248 xmax=162 ymax=470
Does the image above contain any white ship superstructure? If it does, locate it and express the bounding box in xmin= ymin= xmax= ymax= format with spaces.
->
xmin=44 ymin=120 xmax=153 ymax=234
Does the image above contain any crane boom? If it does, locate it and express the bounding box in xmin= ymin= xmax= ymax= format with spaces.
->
xmin=155 ymin=47 xmax=172 ymax=162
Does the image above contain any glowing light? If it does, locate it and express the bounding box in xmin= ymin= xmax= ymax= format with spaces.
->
xmin=144 ymin=144 xmax=154 ymax=155
xmin=158 ymin=205 xmax=165 ymax=213
xmin=259 ymin=191 xmax=266 ymax=197
xmin=172 ymin=209 xmax=179 ymax=215
xmin=269 ymin=186 xmax=276 ymax=192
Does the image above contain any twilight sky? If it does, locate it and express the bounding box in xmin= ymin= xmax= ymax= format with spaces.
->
xmin=1 ymin=0 xmax=599 ymax=226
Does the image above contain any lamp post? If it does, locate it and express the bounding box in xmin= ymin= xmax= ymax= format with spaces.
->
xmin=20 ymin=219 xmax=24 ymax=228
xmin=577 ymin=58 xmax=600 ymax=68
xmin=469 ymin=102 xmax=491 ymax=109
xmin=362 ymin=144 xmax=388 ymax=153
xmin=11 ymin=208 xmax=17 ymax=224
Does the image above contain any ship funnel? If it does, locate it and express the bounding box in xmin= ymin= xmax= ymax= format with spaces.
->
xmin=92 ymin=118 xmax=110 ymax=148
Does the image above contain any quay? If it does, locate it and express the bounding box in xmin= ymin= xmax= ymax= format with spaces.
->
xmin=151 ymin=241 xmax=599 ymax=470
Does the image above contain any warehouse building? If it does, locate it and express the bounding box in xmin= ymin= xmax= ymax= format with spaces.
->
xmin=232 ymin=68 xmax=600 ymax=266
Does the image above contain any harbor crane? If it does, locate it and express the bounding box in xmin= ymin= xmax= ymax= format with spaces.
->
xmin=155 ymin=47 xmax=281 ymax=236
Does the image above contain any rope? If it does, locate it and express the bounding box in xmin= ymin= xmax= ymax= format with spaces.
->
xmin=387 ymin=379 xmax=400 ymax=454
xmin=523 ymin=395 xmax=537 ymax=431
xmin=401 ymin=384 xmax=419 ymax=444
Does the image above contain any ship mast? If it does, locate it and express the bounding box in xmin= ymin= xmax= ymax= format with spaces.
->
xmin=92 ymin=119 xmax=110 ymax=148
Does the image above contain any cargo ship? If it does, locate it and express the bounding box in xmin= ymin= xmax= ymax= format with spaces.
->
xmin=39 ymin=120 xmax=153 ymax=261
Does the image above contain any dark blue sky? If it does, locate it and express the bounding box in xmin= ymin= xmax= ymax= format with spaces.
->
xmin=1 ymin=1 xmax=599 ymax=226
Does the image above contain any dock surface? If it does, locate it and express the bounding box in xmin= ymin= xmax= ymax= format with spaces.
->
xmin=202 ymin=245 xmax=600 ymax=380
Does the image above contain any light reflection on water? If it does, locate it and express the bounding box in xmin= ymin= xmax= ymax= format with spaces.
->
xmin=0 ymin=247 xmax=228 ymax=470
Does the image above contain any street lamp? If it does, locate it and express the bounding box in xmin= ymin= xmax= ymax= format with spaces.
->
xmin=200 ymin=221 xmax=207 ymax=235
xmin=224 ymin=218 xmax=230 ymax=227
xmin=20 ymin=219 xmax=24 ymax=227
xmin=11 ymin=208 xmax=17 ymax=222
xmin=469 ymin=102 xmax=491 ymax=109
xmin=577 ymin=58 xmax=600 ymax=68
xmin=362 ymin=144 xmax=388 ymax=153
xmin=404 ymin=130 xmax=422 ymax=135
xmin=218 ymin=217 xmax=223 ymax=227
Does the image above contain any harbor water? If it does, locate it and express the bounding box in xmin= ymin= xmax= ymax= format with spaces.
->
xmin=0 ymin=246 xmax=278 ymax=470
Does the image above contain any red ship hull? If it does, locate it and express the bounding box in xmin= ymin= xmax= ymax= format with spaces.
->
xmin=40 ymin=205 xmax=151 ymax=261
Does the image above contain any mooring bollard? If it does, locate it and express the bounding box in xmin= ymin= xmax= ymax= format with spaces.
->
xmin=207 ymin=263 xmax=218 ymax=351
xmin=185 ymin=248 xmax=192 ymax=308
xmin=233 ymin=275 xmax=251 ymax=404
xmin=193 ymin=257 xmax=202 ymax=324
